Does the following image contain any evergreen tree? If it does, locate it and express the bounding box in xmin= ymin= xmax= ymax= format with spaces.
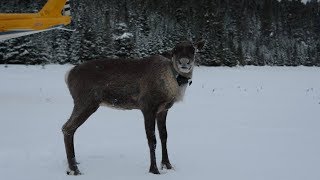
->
xmin=0 ymin=0 xmax=319 ymax=66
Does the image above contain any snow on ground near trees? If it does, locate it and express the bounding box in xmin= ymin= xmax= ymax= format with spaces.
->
xmin=0 ymin=65 xmax=320 ymax=180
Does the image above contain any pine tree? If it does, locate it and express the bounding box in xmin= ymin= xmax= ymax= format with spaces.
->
xmin=0 ymin=0 xmax=320 ymax=66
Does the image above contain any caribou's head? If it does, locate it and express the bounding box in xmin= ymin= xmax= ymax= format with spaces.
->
xmin=172 ymin=40 xmax=205 ymax=77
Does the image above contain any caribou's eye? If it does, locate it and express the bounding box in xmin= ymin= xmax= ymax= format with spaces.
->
xmin=173 ymin=47 xmax=178 ymax=53
xmin=190 ymin=47 xmax=195 ymax=54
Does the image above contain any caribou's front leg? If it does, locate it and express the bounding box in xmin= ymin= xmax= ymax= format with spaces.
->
xmin=142 ymin=108 xmax=160 ymax=174
xmin=157 ymin=110 xmax=173 ymax=170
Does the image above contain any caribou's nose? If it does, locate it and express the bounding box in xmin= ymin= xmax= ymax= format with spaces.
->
xmin=179 ymin=58 xmax=190 ymax=64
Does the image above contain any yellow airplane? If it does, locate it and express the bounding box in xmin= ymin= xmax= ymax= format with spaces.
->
xmin=0 ymin=0 xmax=72 ymax=41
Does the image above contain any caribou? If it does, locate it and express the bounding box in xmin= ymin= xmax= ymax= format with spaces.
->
xmin=62 ymin=39 xmax=205 ymax=175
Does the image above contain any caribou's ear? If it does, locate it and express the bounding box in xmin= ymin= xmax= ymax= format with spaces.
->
xmin=194 ymin=39 xmax=205 ymax=50
xmin=160 ymin=50 xmax=173 ymax=59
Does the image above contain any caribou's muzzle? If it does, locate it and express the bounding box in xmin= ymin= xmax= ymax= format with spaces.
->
xmin=179 ymin=58 xmax=190 ymax=64
xmin=178 ymin=58 xmax=193 ymax=73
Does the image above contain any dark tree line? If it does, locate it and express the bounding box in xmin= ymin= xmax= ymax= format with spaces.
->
xmin=0 ymin=0 xmax=319 ymax=66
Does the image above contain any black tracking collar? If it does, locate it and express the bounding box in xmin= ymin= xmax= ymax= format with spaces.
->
xmin=176 ymin=75 xmax=192 ymax=86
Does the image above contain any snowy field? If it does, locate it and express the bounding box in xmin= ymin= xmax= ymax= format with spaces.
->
xmin=0 ymin=65 xmax=320 ymax=180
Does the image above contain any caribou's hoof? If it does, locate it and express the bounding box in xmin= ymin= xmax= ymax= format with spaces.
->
xmin=161 ymin=162 xmax=173 ymax=170
xmin=149 ymin=166 xmax=160 ymax=174
xmin=67 ymin=169 xmax=81 ymax=176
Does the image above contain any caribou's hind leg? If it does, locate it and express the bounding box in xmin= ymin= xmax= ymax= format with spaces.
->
xmin=62 ymin=102 xmax=99 ymax=175
xmin=157 ymin=110 xmax=173 ymax=170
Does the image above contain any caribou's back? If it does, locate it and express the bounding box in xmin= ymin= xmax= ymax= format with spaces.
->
xmin=66 ymin=55 xmax=179 ymax=110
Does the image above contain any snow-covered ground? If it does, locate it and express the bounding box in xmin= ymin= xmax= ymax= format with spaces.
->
xmin=0 ymin=65 xmax=319 ymax=180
